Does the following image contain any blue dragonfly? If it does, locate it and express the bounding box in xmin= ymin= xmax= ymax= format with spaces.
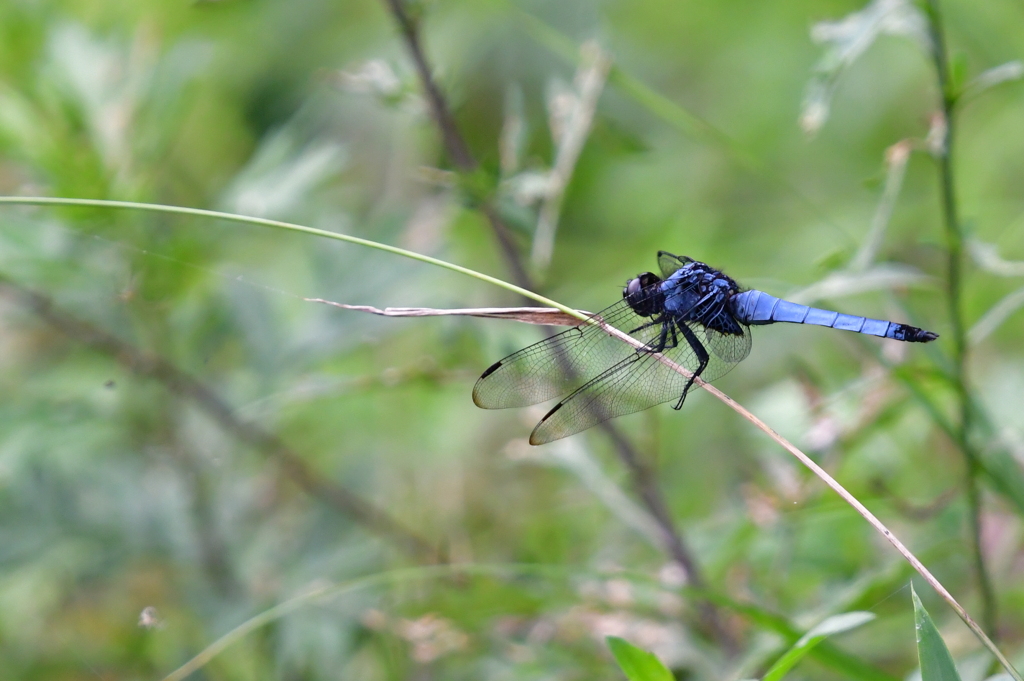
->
xmin=473 ymin=251 xmax=938 ymax=444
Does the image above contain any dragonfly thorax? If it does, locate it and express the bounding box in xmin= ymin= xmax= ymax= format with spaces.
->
xmin=658 ymin=262 xmax=745 ymax=335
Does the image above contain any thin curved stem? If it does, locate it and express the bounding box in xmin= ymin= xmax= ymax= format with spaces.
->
xmin=0 ymin=196 xmax=577 ymax=319
xmin=925 ymin=0 xmax=998 ymax=638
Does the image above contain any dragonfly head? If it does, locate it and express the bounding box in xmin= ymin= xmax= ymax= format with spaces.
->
xmin=623 ymin=272 xmax=664 ymax=317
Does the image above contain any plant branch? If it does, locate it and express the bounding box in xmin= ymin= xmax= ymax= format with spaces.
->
xmin=597 ymin=425 xmax=710 ymax=591
xmin=925 ymin=0 xmax=997 ymax=638
xmin=381 ymin=0 xmax=531 ymax=289
xmin=0 ymin=274 xmax=439 ymax=564
xmin=382 ymin=0 xmax=473 ymax=170
xmin=377 ymin=1 xmax=734 ymax=650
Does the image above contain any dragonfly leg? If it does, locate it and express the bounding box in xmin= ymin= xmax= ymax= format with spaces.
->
xmin=665 ymin=319 xmax=679 ymax=350
xmin=656 ymin=319 xmax=683 ymax=353
xmin=628 ymin=316 xmax=665 ymax=338
xmin=672 ymin=322 xmax=709 ymax=410
xmin=633 ymin=315 xmax=678 ymax=353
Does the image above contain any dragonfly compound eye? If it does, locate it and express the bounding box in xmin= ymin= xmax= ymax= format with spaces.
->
xmin=623 ymin=272 xmax=664 ymax=317
xmin=623 ymin=272 xmax=660 ymax=299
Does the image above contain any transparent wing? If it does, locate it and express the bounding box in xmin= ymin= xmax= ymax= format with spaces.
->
xmin=529 ymin=323 xmax=749 ymax=444
xmin=657 ymin=251 xmax=693 ymax=279
xmin=706 ymin=325 xmax=752 ymax=362
xmin=473 ymin=282 xmax=690 ymax=410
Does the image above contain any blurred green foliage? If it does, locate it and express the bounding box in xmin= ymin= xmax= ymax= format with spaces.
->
xmin=0 ymin=0 xmax=1022 ymax=679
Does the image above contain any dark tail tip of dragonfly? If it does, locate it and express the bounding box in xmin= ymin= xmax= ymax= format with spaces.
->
xmin=897 ymin=324 xmax=939 ymax=343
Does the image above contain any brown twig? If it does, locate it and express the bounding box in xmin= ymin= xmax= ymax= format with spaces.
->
xmin=382 ymin=0 xmax=474 ymax=171
xmin=0 ymin=275 xmax=439 ymax=564
xmin=382 ymin=0 xmax=531 ymax=290
xmin=595 ymin=423 xmax=733 ymax=650
xmin=303 ymin=301 xmax=586 ymax=326
xmin=482 ymin=204 xmax=532 ymax=290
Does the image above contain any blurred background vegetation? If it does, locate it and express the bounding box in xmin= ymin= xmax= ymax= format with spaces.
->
xmin=0 ymin=0 xmax=1022 ymax=679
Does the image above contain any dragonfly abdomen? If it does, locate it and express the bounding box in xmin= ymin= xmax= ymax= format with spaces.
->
xmin=730 ymin=290 xmax=938 ymax=343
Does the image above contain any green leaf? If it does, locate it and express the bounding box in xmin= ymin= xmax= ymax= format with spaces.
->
xmin=912 ymin=584 xmax=962 ymax=681
xmin=607 ymin=637 xmax=675 ymax=681
xmin=762 ymin=611 xmax=876 ymax=681
xmin=948 ymin=52 xmax=970 ymax=100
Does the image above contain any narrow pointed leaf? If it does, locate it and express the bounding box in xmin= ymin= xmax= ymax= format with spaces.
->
xmin=913 ymin=584 xmax=962 ymax=681
xmin=607 ymin=637 xmax=674 ymax=681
